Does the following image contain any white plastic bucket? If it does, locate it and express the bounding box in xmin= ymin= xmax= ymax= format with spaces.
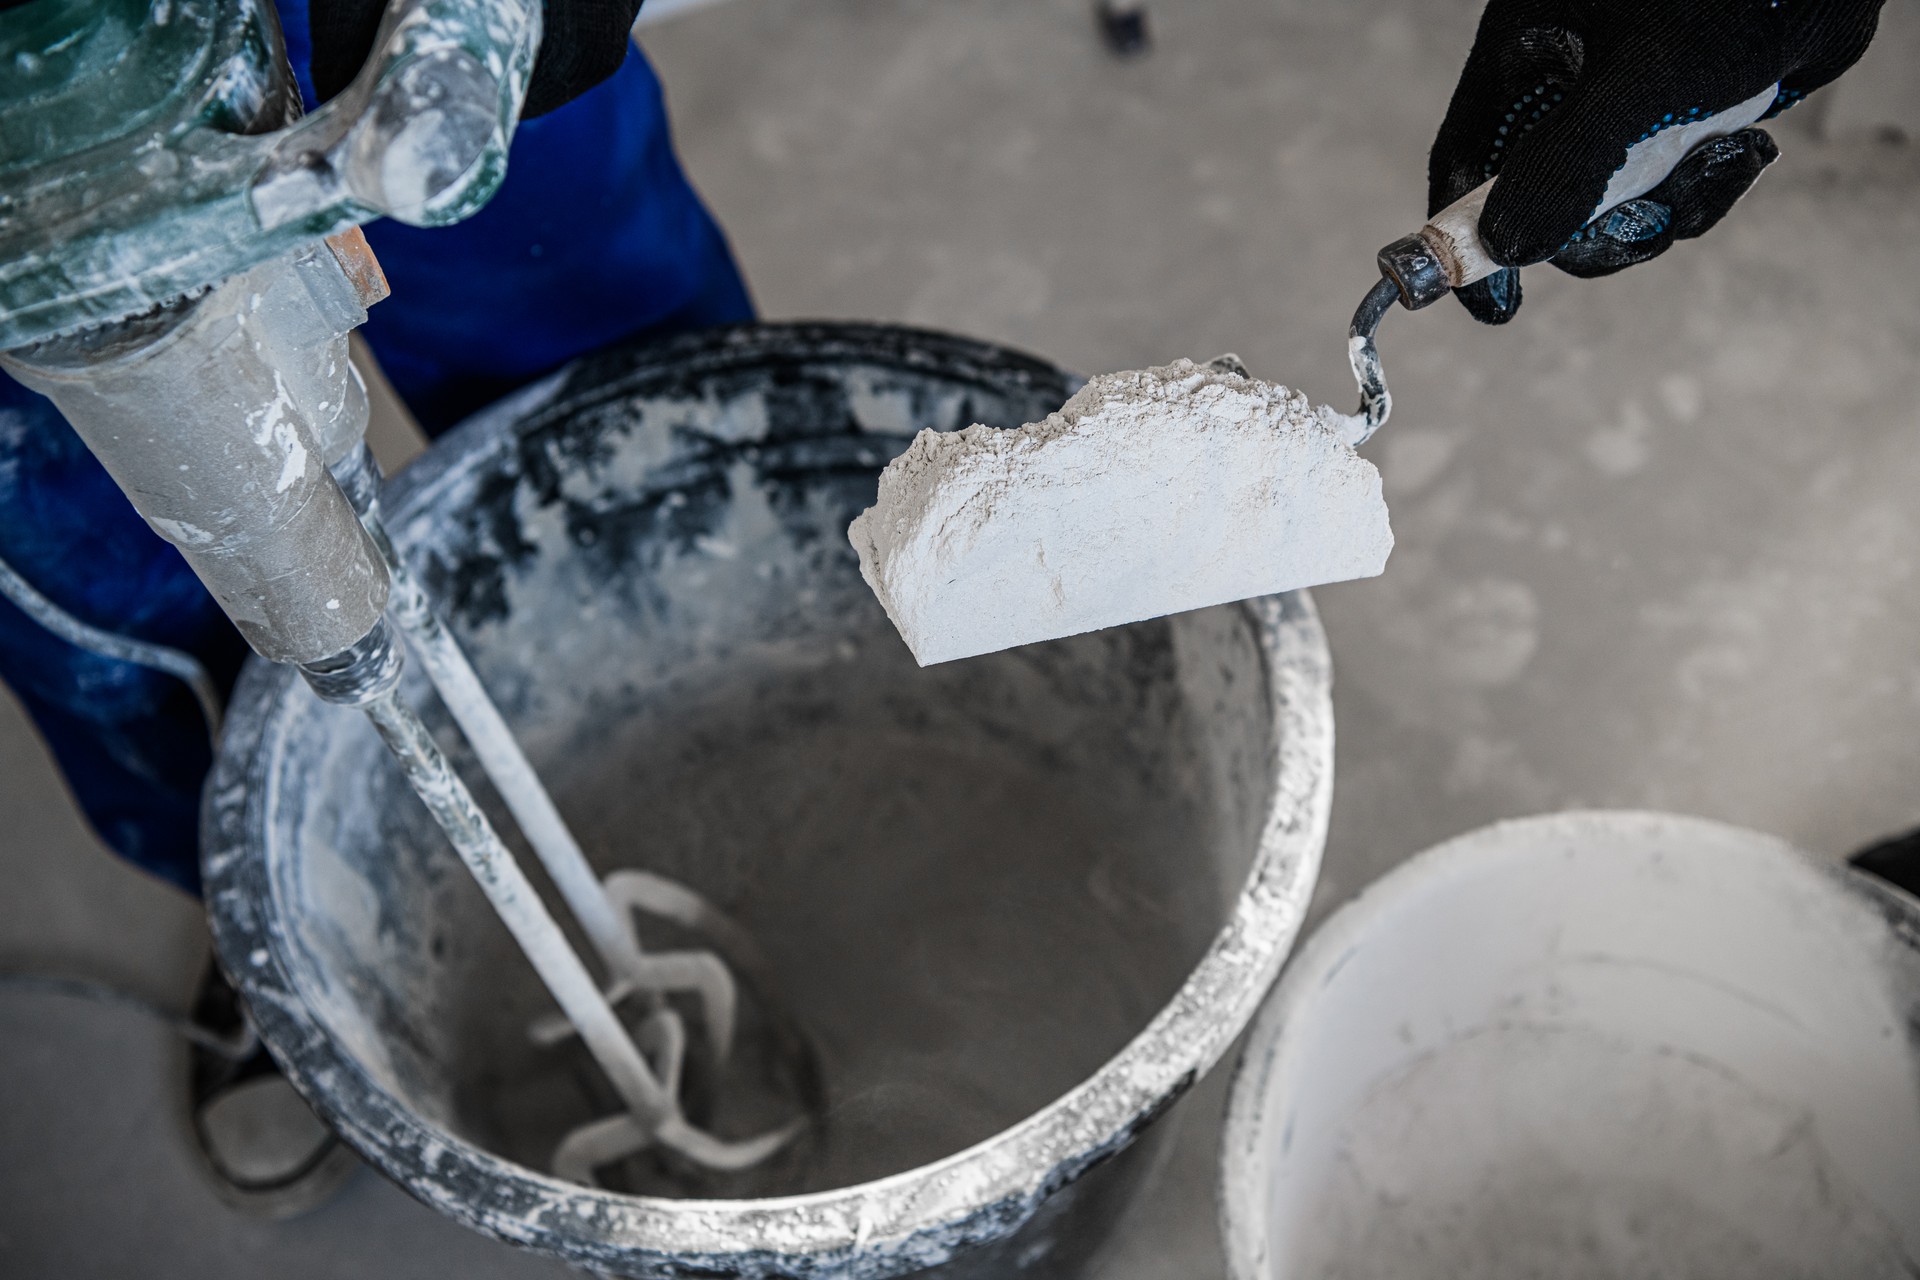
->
xmin=1221 ymin=811 xmax=1920 ymax=1280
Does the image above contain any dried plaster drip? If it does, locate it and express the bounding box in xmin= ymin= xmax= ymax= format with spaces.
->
xmin=849 ymin=358 xmax=1394 ymax=665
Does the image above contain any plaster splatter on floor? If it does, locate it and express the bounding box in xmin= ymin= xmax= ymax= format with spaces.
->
xmin=849 ymin=358 xmax=1393 ymax=665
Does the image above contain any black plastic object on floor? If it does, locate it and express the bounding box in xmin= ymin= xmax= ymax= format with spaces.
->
xmin=1850 ymin=828 xmax=1920 ymax=900
xmin=1095 ymin=0 xmax=1150 ymax=56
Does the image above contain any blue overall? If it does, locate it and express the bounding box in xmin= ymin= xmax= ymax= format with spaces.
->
xmin=0 ymin=10 xmax=752 ymax=894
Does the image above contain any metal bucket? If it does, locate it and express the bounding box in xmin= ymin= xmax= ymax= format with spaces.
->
xmin=204 ymin=323 xmax=1333 ymax=1277
xmin=1221 ymin=811 xmax=1920 ymax=1280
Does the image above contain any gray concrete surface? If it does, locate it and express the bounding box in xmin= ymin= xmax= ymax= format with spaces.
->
xmin=3 ymin=0 xmax=1917 ymax=1274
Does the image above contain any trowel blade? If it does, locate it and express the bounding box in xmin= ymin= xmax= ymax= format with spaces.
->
xmin=848 ymin=356 xmax=1393 ymax=665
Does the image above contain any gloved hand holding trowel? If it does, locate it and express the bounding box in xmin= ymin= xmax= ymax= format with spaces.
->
xmin=852 ymin=0 xmax=1887 ymax=667
xmin=1427 ymin=0 xmax=1884 ymax=325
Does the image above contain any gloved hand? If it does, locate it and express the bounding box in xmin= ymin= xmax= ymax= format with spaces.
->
xmin=308 ymin=0 xmax=646 ymax=119
xmin=1429 ymin=0 xmax=1885 ymax=324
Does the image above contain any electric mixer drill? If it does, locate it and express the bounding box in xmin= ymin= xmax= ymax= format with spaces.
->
xmin=0 ymin=0 xmax=799 ymax=1182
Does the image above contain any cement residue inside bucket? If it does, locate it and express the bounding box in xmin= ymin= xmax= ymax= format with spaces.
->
xmin=1299 ymin=1028 xmax=1914 ymax=1279
xmin=263 ymin=352 xmax=1276 ymax=1202
xmin=1223 ymin=812 xmax=1920 ymax=1280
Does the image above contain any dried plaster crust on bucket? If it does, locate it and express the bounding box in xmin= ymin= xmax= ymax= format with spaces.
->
xmin=849 ymin=359 xmax=1392 ymax=665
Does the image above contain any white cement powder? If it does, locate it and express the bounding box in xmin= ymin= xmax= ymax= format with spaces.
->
xmin=848 ymin=358 xmax=1393 ymax=665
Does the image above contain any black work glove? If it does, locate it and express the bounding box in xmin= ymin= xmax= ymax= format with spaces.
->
xmin=1429 ymin=0 xmax=1884 ymax=324
xmin=309 ymin=0 xmax=647 ymax=120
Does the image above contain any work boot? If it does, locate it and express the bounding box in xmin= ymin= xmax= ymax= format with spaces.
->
xmin=187 ymin=963 xmax=360 ymax=1218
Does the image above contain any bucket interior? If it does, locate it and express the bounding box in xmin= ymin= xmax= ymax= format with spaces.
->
xmin=1240 ymin=814 xmax=1920 ymax=1279
xmin=256 ymin=334 xmax=1281 ymax=1199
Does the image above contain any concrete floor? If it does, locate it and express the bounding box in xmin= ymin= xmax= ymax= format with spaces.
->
xmin=3 ymin=0 xmax=1917 ymax=1275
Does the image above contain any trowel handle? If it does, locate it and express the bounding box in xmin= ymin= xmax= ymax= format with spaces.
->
xmin=1374 ymin=82 xmax=1781 ymax=310
xmin=1398 ymin=181 xmax=1502 ymax=296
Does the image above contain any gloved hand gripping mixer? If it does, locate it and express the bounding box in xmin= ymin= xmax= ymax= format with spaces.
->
xmin=0 ymin=0 xmax=800 ymax=1181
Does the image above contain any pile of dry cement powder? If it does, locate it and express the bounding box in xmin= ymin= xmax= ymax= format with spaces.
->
xmin=849 ymin=357 xmax=1393 ymax=665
